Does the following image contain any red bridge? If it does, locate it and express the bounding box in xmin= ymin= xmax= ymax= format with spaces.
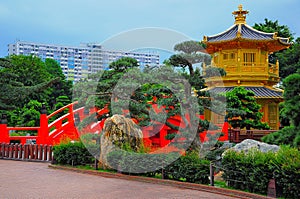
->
xmin=0 ymin=102 xmax=228 ymax=148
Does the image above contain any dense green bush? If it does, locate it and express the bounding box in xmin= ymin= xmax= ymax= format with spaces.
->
xmin=107 ymin=150 xmax=179 ymax=176
xmin=164 ymin=152 xmax=210 ymax=184
xmin=53 ymin=141 xmax=94 ymax=166
xmin=262 ymin=126 xmax=300 ymax=148
xmin=107 ymin=150 xmax=210 ymax=184
xmin=222 ymin=146 xmax=300 ymax=198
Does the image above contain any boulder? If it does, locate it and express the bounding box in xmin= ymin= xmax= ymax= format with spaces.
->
xmin=224 ymin=139 xmax=279 ymax=154
xmin=99 ymin=114 xmax=144 ymax=169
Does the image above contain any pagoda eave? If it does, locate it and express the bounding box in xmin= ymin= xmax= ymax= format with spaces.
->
xmin=204 ymin=39 xmax=290 ymax=54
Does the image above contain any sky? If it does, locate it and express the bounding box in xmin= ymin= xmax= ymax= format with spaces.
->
xmin=1 ymin=0 xmax=300 ymax=61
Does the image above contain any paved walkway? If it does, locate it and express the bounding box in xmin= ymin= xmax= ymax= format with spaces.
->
xmin=0 ymin=160 xmax=238 ymax=199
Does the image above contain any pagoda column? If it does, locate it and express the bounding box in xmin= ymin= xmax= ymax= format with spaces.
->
xmin=237 ymin=48 xmax=241 ymax=72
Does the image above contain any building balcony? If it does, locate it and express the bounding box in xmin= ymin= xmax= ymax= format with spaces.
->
xmin=204 ymin=61 xmax=280 ymax=86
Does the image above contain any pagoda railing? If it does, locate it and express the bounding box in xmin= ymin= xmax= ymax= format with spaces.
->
xmin=205 ymin=62 xmax=279 ymax=78
xmin=228 ymin=129 xmax=278 ymax=143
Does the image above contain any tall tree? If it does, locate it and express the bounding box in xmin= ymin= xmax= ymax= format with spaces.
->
xmin=275 ymin=37 xmax=300 ymax=79
xmin=45 ymin=58 xmax=73 ymax=108
xmin=282 ymin=73 xmax=300 ymax=127
xmin=253 ymin=19 xmax=297 ymax=79
xmin=262 ymin=73 xmax=300 ymax=147
xmin=0 ymin=57 xmax=59 ymax=111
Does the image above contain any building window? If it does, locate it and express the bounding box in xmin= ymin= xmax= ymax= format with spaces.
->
xmin=243 ymin=53 xmax=256 ymax=66
xmin=223 ymin=53 xmax=235 ymax=60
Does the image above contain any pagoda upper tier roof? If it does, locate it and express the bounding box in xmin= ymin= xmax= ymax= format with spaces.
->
xmin=203 ymin=5 xmax=291 ymax=53
xmin=204 ymin=23 xmax=290 ymax=45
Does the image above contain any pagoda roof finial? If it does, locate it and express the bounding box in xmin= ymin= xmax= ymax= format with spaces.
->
xmin=232 ymin=4 xmax=249 ymax=24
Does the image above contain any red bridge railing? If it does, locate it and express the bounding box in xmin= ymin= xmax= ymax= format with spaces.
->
xmin=0 ymin=101 xmax=230 ymax=147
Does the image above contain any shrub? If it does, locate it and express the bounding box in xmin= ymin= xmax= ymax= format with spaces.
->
xmin=164 ymin=152 xmax=210 ymax=184
xmin=53 ymin=141 xmax=94 ymax=166
xmin=107 ymin=150 xmax=179 ymax=176
xmin=221 ymin=146 xmax=300 ymax=198
xmin=262 ymin=126 xmax=300 ymax=148
xmin=107 ymin=150 xmax=210 ymax=184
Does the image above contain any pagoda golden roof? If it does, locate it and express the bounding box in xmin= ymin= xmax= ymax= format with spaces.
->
xmin=203 ymin=5 xmax=291 ymax=54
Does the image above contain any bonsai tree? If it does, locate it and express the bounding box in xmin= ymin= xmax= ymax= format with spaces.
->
xmin=226 ymin=87 xmax=269 ymax=130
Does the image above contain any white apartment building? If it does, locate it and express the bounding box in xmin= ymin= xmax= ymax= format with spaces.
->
xmin=8 ymin=41 xmax=160 ymax=82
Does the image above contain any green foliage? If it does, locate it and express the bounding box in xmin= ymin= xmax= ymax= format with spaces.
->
xmin=0 ymin=57 xmax=59 ymax=111
xmin=107 ymin=150 xmax=179 ymax=175
xmin=109 ymin=57 xmax=139 ymax=72
xmin=164 ymin=152 xmax=210 ymax=184
xmin=107 ymin=150 xmax=210 ymax=184
xmin=276 ymin=38 xmax=300 ymax=79
xmin=0 ymin=55 xmax=72 ymax=128
xmin=253 ymin=19 xmax=296 ymax=79
xmin=222 ymin=146 xmax=300 ymax=198
xmin=283 ymin=73 xmax=300 ymax=127
xmin=17 ymin=100 xmax=42 ymax=135
xmin=204 ymin=67 xmax=226 ymax=77
xmin=80 ymin=134 xmax=101 ymax=157
xmin=174 ymin=40 xmax=206 ymax=54
xmin=170 ymin=40 xmax=211 ymax=76
xmin=53 ymin=141 xmax=94 ymax=166
xmin=226 ymin=87 xmax=269 ymax=130
xmin=253 ymin=19 xmax=294 ymax=41
xmin=262 ymin=126 xmax=300 ymax=148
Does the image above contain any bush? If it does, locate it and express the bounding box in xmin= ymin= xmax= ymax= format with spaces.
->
xmin=262 ymin=126 xmax=300 ymax=148
xmin=164 ymin=152 xmax=210 ymax=184
xmin=221 ymin=146 xmax=300 ymax=198
xmin=53 ymin=141 xmax=94 ymax=166
xmin=107 ymin=150 xmax=179 ymax=176
xmin=107 ymin=150 xmax=210 ymax=184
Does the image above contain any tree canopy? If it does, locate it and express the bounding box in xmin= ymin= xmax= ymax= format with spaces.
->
xmin=226 ymin=87 xmax=269 ymax=130
xmin=0 ymin=55 xmax=72 ymax=128
xmin=169 ymin=40 xmax=210 ymax=76
xmin=253 ymin=18 xmax=299 ymax=79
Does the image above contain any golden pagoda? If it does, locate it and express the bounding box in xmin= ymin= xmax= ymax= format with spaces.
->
xmin=202 ymin=5 xmax=291 ymax=130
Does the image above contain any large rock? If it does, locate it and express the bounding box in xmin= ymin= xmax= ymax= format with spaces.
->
xmin=99 ymin=114 xmax=143 ymax=169
xmin=225 ymin=139 xmax=279 ymax=154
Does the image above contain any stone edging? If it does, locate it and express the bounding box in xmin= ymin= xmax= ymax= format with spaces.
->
xmin=48 ymin=164 xmax=272 ymax=199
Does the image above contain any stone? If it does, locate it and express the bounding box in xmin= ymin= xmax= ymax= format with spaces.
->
xmin=99 ymin=114 xmax=144 ymax=169
xmin=223 ymin=139 xmax=279 ymax=155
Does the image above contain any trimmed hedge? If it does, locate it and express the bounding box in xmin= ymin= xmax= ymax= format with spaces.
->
xmin=164 ymin=152 xmax=210 ymax=184
xmin=222 ymin=146 xmax=300 ymax=198
xmin=53 ymin=141 xmax=94 ymax=166
xmin=107 ymin=150 xmax=210 ymax=184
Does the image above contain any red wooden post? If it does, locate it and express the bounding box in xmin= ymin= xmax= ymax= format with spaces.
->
xmin=43 ymin=145 xmax=48 ymax=161
xmin=37 ymin=113 xmax=49 ymax=145
xmin=0 ymin=143 xmax=3 ymax=158
xmin=8 ymin=144 xmax=12 ymax=158
xmin=0 ymin=122 xmax=10 ymax=143
xmin=34 ymin=144 xmax=38 ymax=160
xmin=38 ymin=144 xmax=43 ymax=160
xmin=48 ymin=145 xmax=53 ymax=161
xmin=24 ymin=144 xmax=29 ymax=159
xmin=14 ymin=144 xmax=19 ymax=159
xmin=19 ymin=144 xmax=23 ymax=159
xmin=29 ymin=144 xmax=34 ymax=160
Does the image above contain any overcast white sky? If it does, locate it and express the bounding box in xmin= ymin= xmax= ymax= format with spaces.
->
xmin=1 ymin=0 xmax=299 ymax=60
